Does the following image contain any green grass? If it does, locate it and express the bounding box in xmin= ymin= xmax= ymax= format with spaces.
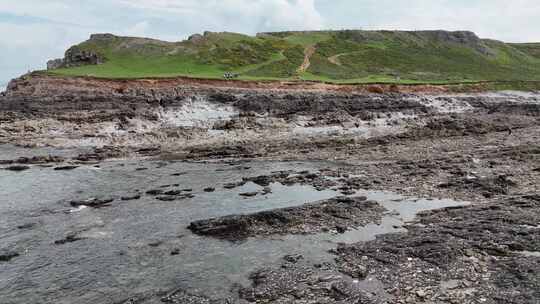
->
xmin=49 ymin=30 xmax=540 ymax=85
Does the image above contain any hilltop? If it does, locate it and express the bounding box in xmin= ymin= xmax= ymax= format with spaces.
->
xmin=46 ymin=30 xmax=540 ymax=84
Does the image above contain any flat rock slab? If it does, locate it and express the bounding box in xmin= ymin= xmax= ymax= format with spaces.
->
xmin=188 ymin=196 xmax=386 ymax=241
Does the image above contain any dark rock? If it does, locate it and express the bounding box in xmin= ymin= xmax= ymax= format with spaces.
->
xmin=283 ymin=254 xmax=303 ymax=263
xmin=155 ymin=195 xmax=177 ymax=202
xmin=204 ymin=187 xmax=216 ymax=192
xmin=335 ymin=225 xmax=347 ymax=233
xmin=148 ymin=241 xmax=163 ymax=247
xmin=146 ymin=189 xmax=164 ymax=195
xmin=245 ymin=175 xmax=274 ymax=186
xmin=0 ymin=251 xmax=19 ymax=262
xmin=5 ymin=165 xmax=30 ymax=171
xmin=121 ymin=194 xmax=141 ymax=201
xmin=262 ymin=187 xmax=272 ymax=195
xmin=239 ymin=192 xmax=258 ymax=197
xmin=164 ymin=190 xmax=182 ymax=196
xmin=54 ymin=233 xmax=84 ymax=245
xmin=17 ymin=223 xmax=36 ymax=230
xmin=224 ymin=181 xmax=246 ymax=189
xmin=171 ymin=172 xmax=188 ymax=176
xmin=53 ymin=165 xmax=79 ymax=171
xmin=47 ymin=42 xmax=104 ymax=70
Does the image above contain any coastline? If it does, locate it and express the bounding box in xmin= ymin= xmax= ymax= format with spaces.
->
xmin=1 ymin=73 xmax=539 ymax=303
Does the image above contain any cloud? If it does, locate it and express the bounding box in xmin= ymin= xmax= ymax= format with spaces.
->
xmin=316 ymin=0 xmax=540 ymax=42
xmin=118 ymin=0 xmax=324 ymax=33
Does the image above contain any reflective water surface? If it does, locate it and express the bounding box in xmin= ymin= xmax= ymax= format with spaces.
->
xmin=0 ymin=146 xmax=467 ymax=303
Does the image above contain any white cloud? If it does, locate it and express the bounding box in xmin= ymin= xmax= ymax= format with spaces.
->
xmin=123 ymin=20 xmax=151 ymax=37
xmin=317 ymin=0 xmax=540 ymax=42
xmin=118 ymin=0 xmax=324 ymax=33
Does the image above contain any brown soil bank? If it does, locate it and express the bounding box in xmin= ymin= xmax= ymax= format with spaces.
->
xmin=5 ymin=73 xmax=540 ymax=98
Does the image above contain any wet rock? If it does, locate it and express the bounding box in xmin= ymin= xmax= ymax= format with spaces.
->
xmin=223 ymin=181 xmax=246 ymax=189
xmin=121 ymin=194 xmax=141 ymax=201
xmin=335 ymin=225 xmax=347 ymax=233
xmin=155 ymin=195 xmax=177 ymax=202
xmin=238 ymin=170 xmax=338 ymax=191
xmin=239 ymin=191 xmax=258 ymax=197
xmin=0 ymin=251 xmax=19 ymax=262
xmin=341 ymin=190 xmax=356 ymax=195
xmin=156 ymin=194 xmax=194 ymax=201
xmin=148 ymin=241 xmax=163 ymax=247
xmin=17 ymin=222 xmax=37 ymax=230
xmin=54 ymin=232 xmax=84 ymax=245
xmin=171 ymin=172 xmax=188 ymax=176
xmin=283 ymin=254 xmax=303 ymax=264
xmin=164 ymin=190 xmax=183 ymax=196
xmin=70 ymin=198 xmax=114 ymax=208
xmin=4 ymin=165 xmax=30 ymax=171
xmin=244 ymin=175 xmax=275 ymax=186
xmin=53 ymin=165 xmax=79 ymax=171
xmin=188 ymin=196 xmax=385 ymax=241
xmin=146 ymin=189 xmax=164 ymax=195
xmin=5 ymin=155 xmax=65 ymax=165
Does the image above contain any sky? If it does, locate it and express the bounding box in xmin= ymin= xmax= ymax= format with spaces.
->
xmin=1 ymin=0 xmax=539 ymax=88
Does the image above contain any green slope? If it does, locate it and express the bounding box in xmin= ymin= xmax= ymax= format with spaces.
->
xmin=49 ymin=30 xmax=540 ymax=84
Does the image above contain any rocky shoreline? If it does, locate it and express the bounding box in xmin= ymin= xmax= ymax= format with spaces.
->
xmin=1 ymin=74 xmax=539 ymax=303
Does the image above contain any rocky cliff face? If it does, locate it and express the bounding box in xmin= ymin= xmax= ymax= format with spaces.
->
xmin=47 ymin=46 xmax=104 ymax=70
xmin=2 ymin=74 xmax=538 ymax=157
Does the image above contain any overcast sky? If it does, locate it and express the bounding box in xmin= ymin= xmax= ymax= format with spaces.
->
xmin=1 ymin=0 xmax=539 ymax=88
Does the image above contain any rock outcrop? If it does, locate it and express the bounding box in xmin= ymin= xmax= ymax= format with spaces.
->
xmin=47 ymin=46 xmax=104 ymax=70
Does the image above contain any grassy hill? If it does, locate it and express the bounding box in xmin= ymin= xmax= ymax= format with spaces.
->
xmin=48 ymin=30 xmax=540 ymax=84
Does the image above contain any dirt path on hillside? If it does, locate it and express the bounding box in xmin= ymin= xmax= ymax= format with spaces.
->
xmin=298 ymin=46 xmax=316 ymax=73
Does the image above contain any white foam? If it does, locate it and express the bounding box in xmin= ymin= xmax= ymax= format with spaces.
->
xmin=69 ymin=205 xmax=88 ymax=213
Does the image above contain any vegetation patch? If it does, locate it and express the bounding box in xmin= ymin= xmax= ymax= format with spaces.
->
xmin=49 ymin=30 xmax=540 ymax=84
